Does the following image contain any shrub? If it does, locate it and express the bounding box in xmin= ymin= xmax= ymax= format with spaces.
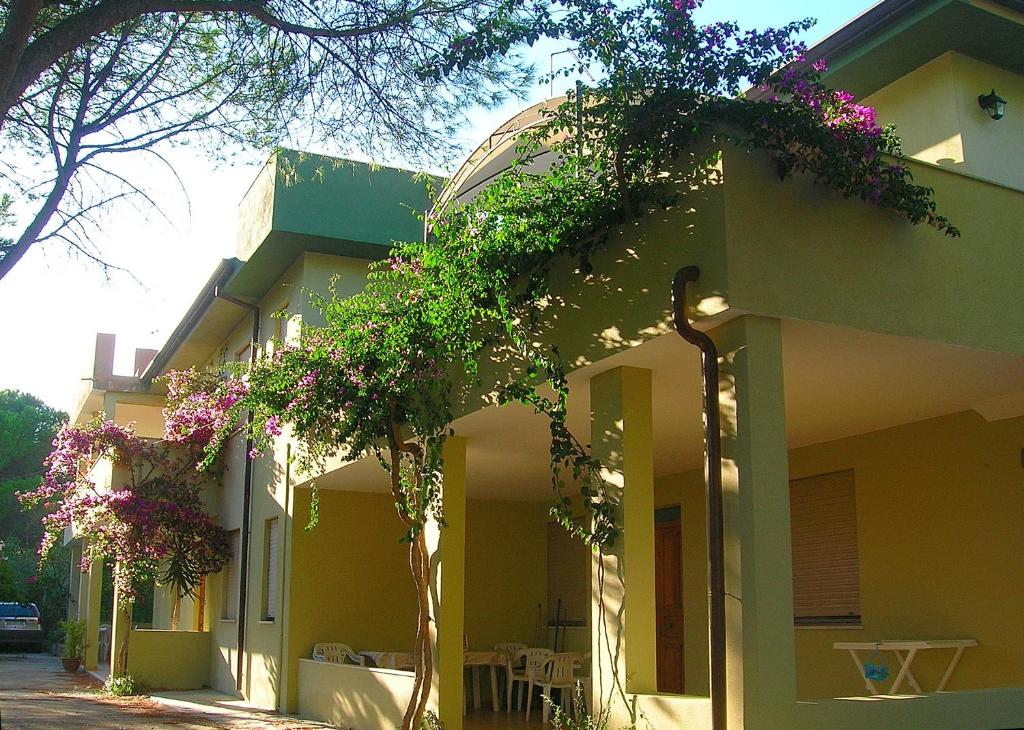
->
xmin=104 ymin=674 xmax=141 ymax=696
xmin=58 ymin=618 xmax=86 ymax=659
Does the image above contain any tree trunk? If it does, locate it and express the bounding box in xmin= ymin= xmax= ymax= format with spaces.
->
xmin=402 ymin=530 xmax=433 ymax=730
xmin=115 ymin=602 xmax=132 ymax=677
xmin=171 ymin=591 xmax=181 ymax=631
xmin=0 ymin=0 xmax=44 ymax=126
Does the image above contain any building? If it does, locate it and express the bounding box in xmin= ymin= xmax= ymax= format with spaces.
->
xmin=65 ymin=1 xmax=1024 ymax=728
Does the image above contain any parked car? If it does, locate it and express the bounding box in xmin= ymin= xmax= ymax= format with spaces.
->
xmin=0 ymin=603 xmax=44 ymax=652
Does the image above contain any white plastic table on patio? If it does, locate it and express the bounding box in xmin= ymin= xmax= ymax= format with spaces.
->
xmin=464 ymin=651 xmax=503 ymax=712
xmin=358 ymin=651 xmax=415 ymax=671
xmin=357 ymin=650 xmax=504 ymax=711
xmin=833 ymin=639 xmax=978 ymax=695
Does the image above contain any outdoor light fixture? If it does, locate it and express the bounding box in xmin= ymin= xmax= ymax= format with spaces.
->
xmin=978 ymin=89 xmax=1007 ymax=120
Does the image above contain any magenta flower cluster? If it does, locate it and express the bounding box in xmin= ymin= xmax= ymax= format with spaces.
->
xmin=162 ymin=368 xmax=249 ymax=448
xmin=21 ymin=416 xmax=230 ymax=604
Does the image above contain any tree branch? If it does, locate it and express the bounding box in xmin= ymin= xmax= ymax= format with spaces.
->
xmin=1 ymin=0 xmax=435 ymax=127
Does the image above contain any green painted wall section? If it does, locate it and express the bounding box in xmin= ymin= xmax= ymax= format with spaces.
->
xmin=272 ymin=152 xmax=438 ymax=247
xmin=822 ymin=1 xmax=1024 ymax=99
xmin=228 ymin=151 xmax=439 ymax=299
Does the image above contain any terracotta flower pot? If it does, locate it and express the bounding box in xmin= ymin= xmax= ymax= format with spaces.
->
xmin=61 ymin=657 xmax=82 ymax=673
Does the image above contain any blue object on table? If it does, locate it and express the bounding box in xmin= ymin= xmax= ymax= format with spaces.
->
xmin=864 ymin=661 xmax=890 ymax=681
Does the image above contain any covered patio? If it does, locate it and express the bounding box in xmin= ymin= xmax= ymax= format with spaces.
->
xmin=281 ymin=312 xmax=1024 ymax=729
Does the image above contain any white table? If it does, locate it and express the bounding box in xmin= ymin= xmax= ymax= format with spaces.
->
xmin=358 ymin=651 xmax=415 ymax=671
xmin=833 ymin=639 xmax=978 ymax=695
xmin=464 ymin=651 xmax=502 ymax=712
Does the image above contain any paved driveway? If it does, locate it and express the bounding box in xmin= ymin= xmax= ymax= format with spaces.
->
xmin=0 ymin=653 xmax=328 ymax=728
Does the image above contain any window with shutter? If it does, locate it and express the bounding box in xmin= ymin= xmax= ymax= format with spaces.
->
xmin=547 ymin=521 xmax=589 ymax=626
xmin=277 ymin=305 xmax=289 ymax=344
xmin=790 ymin=469 xmax=861 ymax=626
xmin=263 ymin=518 xmax=279 ymax=621
xmin=222 ymin=530 xmax=240 ymax=621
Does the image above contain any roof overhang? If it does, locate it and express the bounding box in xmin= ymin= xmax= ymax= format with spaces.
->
xmin=142 ymin=258 xmax=243 ymax=382
xmin=807 ymin=0 xmax=1024 ymax=98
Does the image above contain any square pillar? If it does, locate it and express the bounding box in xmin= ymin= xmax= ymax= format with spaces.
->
xmin=83 ymin=555 xmax=103 ymax=670
xmin=428 ymin=436 xmax=467 ymax=729
xmin=589 ymin=366 xmax=656 ymax=724
xmin=67 ymin=540 xmax=83 ymax=620
xmin=711 ymin=315 xmax=796 ymax=729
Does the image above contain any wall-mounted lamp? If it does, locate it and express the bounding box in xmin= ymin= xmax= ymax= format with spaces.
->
xmin=978 ymin=89 xmax=1007 ymax=120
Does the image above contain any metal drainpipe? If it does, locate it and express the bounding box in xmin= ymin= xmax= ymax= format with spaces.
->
xmin=215 ymin=288 xmax=260 ymax=694
xmin=671 ymin=266 xmax=726 ymax=730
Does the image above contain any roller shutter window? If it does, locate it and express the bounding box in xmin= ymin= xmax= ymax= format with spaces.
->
xmin=790 ymin=469 xmax=862 ymax=626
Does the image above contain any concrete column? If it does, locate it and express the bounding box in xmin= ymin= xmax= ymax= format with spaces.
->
xmin=711 ymin=315 xmax=796 ymax=729
xmin=428 ymin=436 xmax=467 ymax=728
xmin=67 ymin=540 xmax=83 ymax=620
xmin=589 ymin=366 xmax=656 ymax=725
xmin=83 ymin=557 xmax=103 ymax=670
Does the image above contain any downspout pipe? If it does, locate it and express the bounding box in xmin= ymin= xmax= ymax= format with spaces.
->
xmin=215 ymin=287 xmax=260 ymax=694
xmin=671 ymin=266 xmax=726 ymax=730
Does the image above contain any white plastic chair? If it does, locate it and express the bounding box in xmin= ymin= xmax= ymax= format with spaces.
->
xmin=533 ymin=652 xmax=579 ymax=723
xmin=312 ymin=642 xmax=366 ymax=665
xmin=509 ymin=648 xmax=551 ymax=716
xmin=495 ymin=642 xmax=527 ymax=711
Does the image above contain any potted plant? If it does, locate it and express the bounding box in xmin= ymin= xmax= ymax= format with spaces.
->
xmin=59 ymin=619 xmax=86 ymax=673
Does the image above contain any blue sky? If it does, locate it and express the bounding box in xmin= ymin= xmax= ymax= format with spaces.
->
xmin=0 ymin=0 xmax=880 ymax=414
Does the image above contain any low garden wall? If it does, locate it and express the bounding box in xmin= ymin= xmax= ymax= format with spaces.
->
xmin=126 ymin=629 xmax=210 ymax=690
xmin=298 ymin=659 xmax=414 ymax=729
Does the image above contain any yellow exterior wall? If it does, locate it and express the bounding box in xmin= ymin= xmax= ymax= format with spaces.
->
xmin=464 ymin=498 xmax=548 ymax=651
xmin=283 ymin=487 xmax=419 ymax=713
xmin=790 ymin=410 xmax=1024 ymax=700
xmin=298 ymin=252 xmax=372 ymax=329
xmin=204 ymin=252 xmax=343 ymax=708
xmin=654 ymin=410 xmax=1024 ymax=704
xmin=282 ymin=486 xmax=549 ymax=714
xmin=865 ymin=52 xmax=1024 ymax=191
xmin=127 ymin=630 xmax=211 ymax=690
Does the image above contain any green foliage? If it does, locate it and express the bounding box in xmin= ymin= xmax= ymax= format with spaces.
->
xmin=168 ymin=4 xmax=956 ymax=725
xmin=0 ymin=537 xmax=69 ymax=636
xmin=547 ymin=685 xmax=618 ymax=730
xmin=0 ymin=391 xmax=68 ymax=631
xmin=191 ymin=0 xmax=960 ymax=559
xmin=0 ymin=0 xmax=563 ymax=279
xmin=104 ymin=674 xmax=141 ymax=697
xmin=0 ymin=549 xmax=23 ymax=603
xmin=59 ymin=618 xmax=87 ymax=659
xmin=419 ymin=710 xmax=445 ymax=730
xmin=0 ymin=390 xmax=66 ymax=544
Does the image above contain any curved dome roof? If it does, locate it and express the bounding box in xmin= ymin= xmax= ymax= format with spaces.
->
xmin=433 ymin=95 xmax=566 ymax=216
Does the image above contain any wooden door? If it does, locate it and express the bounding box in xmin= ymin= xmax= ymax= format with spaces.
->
xmin=655 ymin=510 xmax=684 ymax=694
